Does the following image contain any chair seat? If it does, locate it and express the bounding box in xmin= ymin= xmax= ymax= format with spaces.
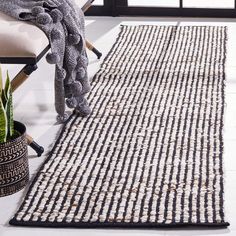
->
xmin=0 ymin=12 xmax=49 ymax=59
xmin=0 ymin=0 xmax=90 ymax=59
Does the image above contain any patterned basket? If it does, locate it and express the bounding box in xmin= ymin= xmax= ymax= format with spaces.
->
xmin=0 ymin=121 xmax=29 ymax=197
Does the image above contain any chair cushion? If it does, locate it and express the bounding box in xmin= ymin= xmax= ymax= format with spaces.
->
xmin=0 ymin=12 xmax=49 ymax=59
xmin=0 ymin=0 xmax=91 ymax=59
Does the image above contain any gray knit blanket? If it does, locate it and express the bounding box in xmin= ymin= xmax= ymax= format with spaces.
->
xmin=0 ymin=0 xmax=91 ymax=122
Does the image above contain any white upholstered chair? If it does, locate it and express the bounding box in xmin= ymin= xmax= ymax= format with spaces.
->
xmin=0 ymin=0 xmax=101 ymax=156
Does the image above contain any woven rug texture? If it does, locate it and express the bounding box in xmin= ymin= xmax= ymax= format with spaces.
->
xmin=10 ymin=25 xmax=229 ymax=228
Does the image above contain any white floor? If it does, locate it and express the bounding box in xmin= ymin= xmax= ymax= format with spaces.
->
xmin=0 ymin=16 xmax=236 ymax=236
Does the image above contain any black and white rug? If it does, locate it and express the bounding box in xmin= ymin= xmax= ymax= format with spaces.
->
xmin=10 ymin=26 xmax=229 ymax=228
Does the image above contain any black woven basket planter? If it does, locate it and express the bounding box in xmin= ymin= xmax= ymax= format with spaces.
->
xmin=0 ymin=121 xmax=29 ymax=197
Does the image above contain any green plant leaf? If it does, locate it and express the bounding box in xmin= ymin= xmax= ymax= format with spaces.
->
xmin=1 ymin=90 xmax=7 ymax=108
xmin=0 ymin=68 xmax=7 ymax=108
xmin=4 ymin=71 xmax=10 ymax=99
xmin=5 ymin=72 xmax=14 ymax=138
xmin=0 ymin=99 xmax=7 ymax=143
xmin=0 ymin=65 xmax=3 ymax=95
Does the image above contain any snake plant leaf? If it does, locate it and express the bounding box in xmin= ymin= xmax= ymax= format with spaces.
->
xmin=0 ymin=99 xmax=7 ymax=143
xmin=4 ymin=72 xmax=10 ymax=99
xmin=1 ymin=90 xmax=7 ymax=108
xmin=0 ymin=68 xmax=7 ymax=108
xmin=0 ymin=65 xmax=7 ymax=143
xmin=0 ymin=65 xmax=2 ymax=95
xmin=0 ymin=65 xmax=6 ymax=107
xmin=5 ymin=72 xmax=14 ymax=138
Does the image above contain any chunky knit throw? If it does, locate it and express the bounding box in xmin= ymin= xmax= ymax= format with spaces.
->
xmin=0 ymin=0 xmax=91 ymax=121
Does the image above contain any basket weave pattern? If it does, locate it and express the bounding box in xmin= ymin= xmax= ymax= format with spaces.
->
xmin=0 ymin=133 xmax=29 ymax=197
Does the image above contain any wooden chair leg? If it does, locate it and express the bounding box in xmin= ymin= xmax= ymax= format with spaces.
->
xmin=11 ymin=64 xmax=44 ymax=156
xmin=82 ymin=2 xmax=93 ymax=12
xmin=26 ymin=134 xmax=44 ymax=157
xmin=86 ymin=40 xmax=102 ymax=59
xmin=82 ymin=2 xmax=102 ymax=59
xmin=11 ymin=64 xmax=38 ymax=92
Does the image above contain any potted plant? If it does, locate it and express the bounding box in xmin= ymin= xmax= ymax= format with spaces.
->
xmin=0 ymin=66 xmax=29 ymax=197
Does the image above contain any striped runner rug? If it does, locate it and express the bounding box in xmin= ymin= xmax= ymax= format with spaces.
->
xmin=10 ymin=25 xmax=229 ymax=228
